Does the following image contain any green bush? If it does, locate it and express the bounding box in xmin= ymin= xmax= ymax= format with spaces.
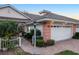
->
xmin=1 ymin=40 xmax=16 ymax=50
xmin=30 ymin=29 xmax=41 ymax=36
xmin=45 ymin=40 xmax=55 ymax=46
xmin=36 ymin=39 xmax=45 ymax=47
xmin=36 ymin=36 xmax=45 ymax=47
xmin=23 ymin=29 xmax=42 ymax=41
xmin=24 ymin=33 xmax=32 ymax=39
xmin=72 ymin=32 xmax=79 ymax=39
xmin=36 ymin=36 xmax=43 ymax=40
xmin=0 ymin=21 xmax=20 ymax=38
xmin=22 ymin=32 xmax=32 ymax=42
xmin=13 ymin=39 xmax=19 ymax=45
xmin=22 ymin=32 xmax=27 ymax=37
xmin=0 ymin=21 xmax=20 ymax=50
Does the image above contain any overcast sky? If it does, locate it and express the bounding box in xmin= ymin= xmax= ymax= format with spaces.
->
xmin=12 ymin=4 xmax=79 ymax=19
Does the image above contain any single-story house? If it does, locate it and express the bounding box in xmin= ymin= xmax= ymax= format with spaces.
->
xmin=23 ymin=10 xmax=79 ymax=42
xmin=0 ymin=4 xmax=79 ymax=42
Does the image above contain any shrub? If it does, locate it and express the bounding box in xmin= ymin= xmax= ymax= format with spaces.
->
xmin=7 ymin=41 xmax=16 ymax=50
xmin=13 ymin=39 xmax=19 ymax=45
xmin=45 ymin=40 xmax=55 ymax=46
xmin=1 ymin=40 xmax=16 ymax=50
xmin=36 ymin=36 xmax=43 ymax=40
xmin=30 ymin=29 xmax=41 ymax=36
xmin=36 ymin=29 xmax=41 ymax=36
xmin=36 ymin=36 xmax=45 ymax=47
xmin=22 ymin=32 xmax=26 ymax=37
xmin=22 ymin=32 xmax=32 ymax=39
xmin=72 ymin=32 xmax=79 ymax=39
xmin=36 ymin=39 xmax=45 ymax=47
xmin=22 ymin=32 xmax=32 ymax=42
xmin=25 ymin=33 xmax=32 ymax=40
xmin=0 ymin=21 xmax=20 ymax=38
xmin=0 ymin=21 xmax=20 ymax=50
xmin=23 ymin=29 xmax=42 ymax=42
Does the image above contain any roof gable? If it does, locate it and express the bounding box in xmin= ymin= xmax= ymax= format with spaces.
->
xmin=0 ymin=5 xmax=29 ymax=19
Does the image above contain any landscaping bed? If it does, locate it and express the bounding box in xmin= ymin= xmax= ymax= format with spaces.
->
xmin=55 ymin=50 xmax=79 ymax=55
xmin=23 ymin=29 xmax=55 ymax=47
xmin=0 ymin=48 xmax=31 ymax=55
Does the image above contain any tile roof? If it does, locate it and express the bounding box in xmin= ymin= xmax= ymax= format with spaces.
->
xmin=23 ymin=12 xmax=79 ymax=23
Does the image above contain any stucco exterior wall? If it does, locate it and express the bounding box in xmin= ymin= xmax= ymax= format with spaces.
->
xmin=0 ymin=7 xmax=26 ymax=19
xmin=43 ymin=21 xmax=52 ymax=42
xmin=72 ymin=24 xmax=77 ymax=34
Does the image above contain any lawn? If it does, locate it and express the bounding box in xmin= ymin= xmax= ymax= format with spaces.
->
xmin=55 ymin=50 xmax=79 ymax=55
xmin=0 ymin=48 xmax=31 ymax=55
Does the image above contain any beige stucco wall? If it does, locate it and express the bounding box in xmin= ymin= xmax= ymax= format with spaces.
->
xmin=0 ymin=7 xmax=26 ymax=19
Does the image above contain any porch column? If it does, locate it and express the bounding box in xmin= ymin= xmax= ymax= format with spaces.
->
xmin=43 ymin=21 xmax=52 ymax=42
xmin=72 ymin=24 xmax=76 ymax=34
xmin=24 ymin=25 xmax=27 ymax=32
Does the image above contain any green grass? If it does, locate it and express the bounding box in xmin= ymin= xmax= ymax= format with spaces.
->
xmin=55 ymin=50 xmax=79 ymax=55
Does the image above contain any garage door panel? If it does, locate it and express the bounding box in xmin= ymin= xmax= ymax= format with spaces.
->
xmin=64 ymin=27 xmax=72 ymax=39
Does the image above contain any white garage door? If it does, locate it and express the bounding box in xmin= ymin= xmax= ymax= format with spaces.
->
xmin=51 ymin=26 xmax=73 ymax=41
xmin=76 ymin=28 xmax=79 ymax=32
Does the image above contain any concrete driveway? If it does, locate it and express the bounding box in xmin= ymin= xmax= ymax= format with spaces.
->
xmin=21 ymin=39 xmax=79 ymax=55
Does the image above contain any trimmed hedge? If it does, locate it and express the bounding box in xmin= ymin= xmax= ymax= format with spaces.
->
xmin=45 ymin=40 xmax=55 ymax=46
xmin=36 ymin=38 xmax=55 ymax=47
xmin=36 ymin=39 xmax=45 ymax=47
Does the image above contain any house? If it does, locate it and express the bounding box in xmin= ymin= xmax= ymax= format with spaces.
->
xmin=0 ymin=4 xmax=79 ymax=42
xmin=23 ymin=10 xmax=79 ymax=42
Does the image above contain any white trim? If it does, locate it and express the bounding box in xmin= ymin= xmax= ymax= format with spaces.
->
xmin=36 ymin=18 xmax=76 ymax=24
xmin=18 ymin=37 xmax=22 ymax=47
xmin=0 ymin=38 xmax=1 ymax=50
xmin=26 ymin=18 xmax=77 ymax=25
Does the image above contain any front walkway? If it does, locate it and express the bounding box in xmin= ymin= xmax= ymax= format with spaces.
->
xmin=21 ymin=39 xmax=79 ymax=55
